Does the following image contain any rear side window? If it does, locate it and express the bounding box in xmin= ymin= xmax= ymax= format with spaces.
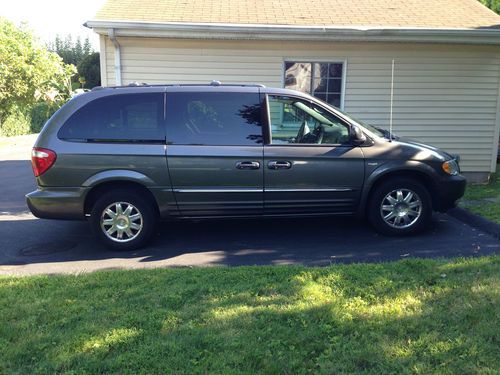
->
xmin=58 ymin=93 xmax=164 ymax=142
xmin=166 ymin=92 xmax=263 ymax=145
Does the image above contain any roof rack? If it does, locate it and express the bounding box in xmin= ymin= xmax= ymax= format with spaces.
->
xmin=91 ymin=81 xmax=265 ymax=91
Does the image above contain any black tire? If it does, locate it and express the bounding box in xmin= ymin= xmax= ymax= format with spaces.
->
xmin=89 ymin=189 xmax=157 ymax=250
xmin=367 ymin=178 xmax=432 ymax=236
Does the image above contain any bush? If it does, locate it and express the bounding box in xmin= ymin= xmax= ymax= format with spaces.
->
xmin=0 ymin=18 xmax=75 ymax=126
xmin=77 ymin=52 xmax=101 ymax=89
xmin=30 ymin=102 xmax=56 ymax=133
xmin=0 ymin=108 xmax=31 ymax=137
xmin=0 ymin=103 xmax=57 ymax=136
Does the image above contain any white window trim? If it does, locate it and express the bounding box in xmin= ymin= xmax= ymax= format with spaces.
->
xmin=281 ymin=58 xmax=348 ymax=110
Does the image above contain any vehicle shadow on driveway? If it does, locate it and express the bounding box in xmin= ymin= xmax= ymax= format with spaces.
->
xmin=1 ymin=214 xmax=499 ymax=273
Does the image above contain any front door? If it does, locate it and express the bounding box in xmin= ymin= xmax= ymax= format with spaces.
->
xmin=264 ymin=94 xmax=365 ymax=215
xmin=165 ymin=89 xmax=264 ymax=217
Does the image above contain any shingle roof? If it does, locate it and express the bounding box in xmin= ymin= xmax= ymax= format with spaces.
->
xmin=93 ymin=0 xmax=500 ymax=30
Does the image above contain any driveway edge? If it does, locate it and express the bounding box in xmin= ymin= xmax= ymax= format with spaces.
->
xmin=447 ymin=207 xmax=500 ymax=240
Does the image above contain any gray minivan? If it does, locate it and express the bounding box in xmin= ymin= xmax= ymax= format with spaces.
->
xmin=27 ymin=83 xmax=466 ymax=250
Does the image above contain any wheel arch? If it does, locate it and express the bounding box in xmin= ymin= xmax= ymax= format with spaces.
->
xmin=84 ymin=180 xmax=160 ymax=217
xmin=359 ymin=166 xmax=439 ymax=217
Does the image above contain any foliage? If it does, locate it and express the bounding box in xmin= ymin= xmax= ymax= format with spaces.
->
xmin=0 ymin=102 xmax=57 ymax=136
xmin=478 ymin=0 xmax=500 ymax=13
xmin=47 ymin=35 xmax=93 ymax=66
xmin=77 ymin=52 xmax=101 ymax=88
xmin=30 ymin=102 xmax=57 ymax=133
xmin=0 ymin=106 xmax=31 ymax=137
xmin=48 ymin=34 xmax=100 ymax=90
xmin=0 ymin=256 xmax=498 ymax=374
xmin=0 ymin=18 xmax=75 ymax=134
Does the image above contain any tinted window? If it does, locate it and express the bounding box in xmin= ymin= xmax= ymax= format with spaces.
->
xmin=166 ymin=92 xmax=262 ymax=145
xmin=58 ymin=93 xmax=164 ymax=142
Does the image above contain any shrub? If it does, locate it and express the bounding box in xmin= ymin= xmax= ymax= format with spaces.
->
xmin=77 ymin=52 xmax=101 ymax=89
xmin=0 ymin=108 xmax=31 ymax=137
xmin=30 ymin=102 xmax=56 ymax=133
xmin=0 ymin=18 xmax=76 ymax=136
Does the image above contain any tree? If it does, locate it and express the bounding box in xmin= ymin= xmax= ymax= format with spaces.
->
xmin=0 ymin=18 xmax=76 ymax=125
xmin=77 ymin=52 xmax=101 ymax=89
xmin=48 ymin=34 xmax=100 ymax=89
xmin=478 ymin=0 xmax=500 ymax=14
xmin=48 ymin=34 xmax=93 ymax=66
xmin=83 ymin=38 xmax=92 ymax=56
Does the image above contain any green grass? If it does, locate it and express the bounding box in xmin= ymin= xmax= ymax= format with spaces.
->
xmin=1 ymin=257 xmax=499 ymax=374
xmin=463 ymin=164 xmax=499 ymax=201
xmin=467 ymin=201 xmax=500 ymax=224
xmin=462 ymin=164 xmax=500 ymax=223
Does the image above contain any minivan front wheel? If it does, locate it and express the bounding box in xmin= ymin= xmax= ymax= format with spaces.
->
xmin=368 ymin=178 xmax=432 ymax=235
xmin=90 ymin=190 xmax=156 ymax=250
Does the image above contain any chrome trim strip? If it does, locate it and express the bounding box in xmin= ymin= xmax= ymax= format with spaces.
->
xmin=266 ymin=188 xmax=353 ymax=192
xmin=174 ymin=188 xmax=263 ymax=193
xmin=173 ymin=188 xmax=353 ymax=193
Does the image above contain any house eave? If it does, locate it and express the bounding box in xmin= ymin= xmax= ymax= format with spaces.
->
xmin=84 ymin=20 xmax=500 ymax=45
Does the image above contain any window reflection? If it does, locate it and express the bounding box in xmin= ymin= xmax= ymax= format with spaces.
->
xmin=285 ymin=61 xmax=343 ymax=108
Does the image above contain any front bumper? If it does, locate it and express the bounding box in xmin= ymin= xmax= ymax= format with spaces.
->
xmin=26 ymin=187 xmax=88 ymax=220
xmin=434 ymin=174 xmax=467 ymax=212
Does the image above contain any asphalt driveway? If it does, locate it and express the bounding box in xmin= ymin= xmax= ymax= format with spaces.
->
xmin=1 ymin=135 xmax=499 ymax=275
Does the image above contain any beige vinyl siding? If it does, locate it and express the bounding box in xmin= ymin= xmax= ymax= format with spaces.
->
xmin=102 ymin=37 xmax=500 ymax=173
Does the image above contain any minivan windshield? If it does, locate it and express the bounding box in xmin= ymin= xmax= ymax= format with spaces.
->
xmin=311 ymin=97 xmax=386 ymax=139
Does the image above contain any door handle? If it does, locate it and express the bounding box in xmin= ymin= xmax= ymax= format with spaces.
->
xmin=268 ymin=161 xmax=292 ymax=170
xmin=236 ymin=161 xmax=260 ymax=170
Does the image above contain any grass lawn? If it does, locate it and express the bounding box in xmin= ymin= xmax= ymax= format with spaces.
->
xmin=462 ymin=164 xmax=500 ymax=223
xmin=1 ymin=256 xmax=499 ymax=374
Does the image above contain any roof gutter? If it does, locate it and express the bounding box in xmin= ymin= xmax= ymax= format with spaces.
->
xmin=85 ymin=20 xmax=500 ymax=45
xmin=108 ymin=28 xmax=122 ymax=85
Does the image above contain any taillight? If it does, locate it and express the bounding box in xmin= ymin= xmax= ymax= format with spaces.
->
xmin=31 ymin=147 xmax=57 ymax=177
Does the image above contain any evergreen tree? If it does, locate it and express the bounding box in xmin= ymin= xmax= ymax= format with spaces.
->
xmin=48 ymin=34 xmax=99 ymax=89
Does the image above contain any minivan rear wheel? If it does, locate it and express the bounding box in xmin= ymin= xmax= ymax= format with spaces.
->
xmin=90 ymin=190 xmax=156 ymax=250
xmin=368 ymin=178 xmax=432 ymax=236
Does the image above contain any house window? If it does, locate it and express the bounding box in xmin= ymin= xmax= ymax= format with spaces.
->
xmin=284 ymin=62 xmax=344 ymax=108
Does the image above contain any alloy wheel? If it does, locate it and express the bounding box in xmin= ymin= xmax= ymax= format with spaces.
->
xmin=100 ymin=201 xmax=143 ymax=243
xmin=380 ymin=189 xmax=422 ymax=229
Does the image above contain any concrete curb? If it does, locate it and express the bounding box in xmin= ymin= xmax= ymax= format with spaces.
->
xmin=448 ymin=207 xmax=500 ymax=241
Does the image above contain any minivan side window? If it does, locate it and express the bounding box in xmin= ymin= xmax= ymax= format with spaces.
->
xmin=267 ymin=95 xmax=350 ymax=145
xmin=58 ymin=93 xmax=164 ymax=142
xmin=166 ymin=92 xmax=263 ymax=145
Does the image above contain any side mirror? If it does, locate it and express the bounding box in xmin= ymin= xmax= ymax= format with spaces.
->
xmin=350 ymin=125 xmax=367 ymax=145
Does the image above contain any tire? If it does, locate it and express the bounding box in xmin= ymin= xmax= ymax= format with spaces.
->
xmin=367 ymin=178 xmax=432 ymax=236
xmin=89 ymin=189 xmax=157 ymax=250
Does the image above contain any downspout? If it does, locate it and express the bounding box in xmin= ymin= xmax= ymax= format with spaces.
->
xmin=108 ymin=28 xmax=122 ymax=85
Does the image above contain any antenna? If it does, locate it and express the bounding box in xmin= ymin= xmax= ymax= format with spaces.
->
xmin=389 ymin=59 xmax=395 ymax=142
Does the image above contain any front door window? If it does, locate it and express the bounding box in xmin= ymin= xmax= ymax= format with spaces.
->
xmin=267 ymin=95 xmax=350 ymax=145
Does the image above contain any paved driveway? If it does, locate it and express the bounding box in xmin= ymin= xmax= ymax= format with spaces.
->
xmin=1 ymin=135 xmax=499 ymax=275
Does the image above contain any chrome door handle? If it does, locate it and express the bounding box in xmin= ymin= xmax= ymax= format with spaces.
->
xmin=268 ymin=161 xmax=292 ymax=170
xmin=236 ymin=161 xmax=260 ymax=170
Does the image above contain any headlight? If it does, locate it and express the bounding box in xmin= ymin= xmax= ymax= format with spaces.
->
xmin=442 ymin=159 xmax=459 ymax=176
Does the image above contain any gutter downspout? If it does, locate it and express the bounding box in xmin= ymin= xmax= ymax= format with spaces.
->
xmin=108 ymin=28 xmax=122 ymax=85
